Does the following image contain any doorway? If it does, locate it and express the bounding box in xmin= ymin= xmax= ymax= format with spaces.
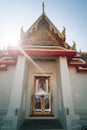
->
xmin=32 ymin=76 xmax=52 ymax=116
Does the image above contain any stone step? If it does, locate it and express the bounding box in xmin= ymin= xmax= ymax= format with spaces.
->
xmin=19 ymin=119 xmax=64 ymax=130
xmin=79 ymin=120 xmax=87 ymax=126
xmin=20 ymin=129 xmax=64 ymax=130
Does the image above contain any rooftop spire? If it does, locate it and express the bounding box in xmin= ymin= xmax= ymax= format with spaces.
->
xmin=42 ymin=1 xmax=45 ymax=14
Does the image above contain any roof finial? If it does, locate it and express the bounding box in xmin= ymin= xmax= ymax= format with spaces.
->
xmin=42 ymin=1 xmax=45 ymax=14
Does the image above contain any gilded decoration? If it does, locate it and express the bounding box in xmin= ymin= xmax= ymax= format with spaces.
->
xmin=29 ymin=28 xmax=59 ymax=45
xmin=32 ymin=76 xmax=52 ymax=115
xmin=37 ymin=16 xmax=50 ymax=29
xmin=20 ymin=10 xmax=74 ymax=49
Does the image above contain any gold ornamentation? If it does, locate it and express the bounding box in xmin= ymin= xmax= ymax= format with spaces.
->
xmin=62 ymin=26 xmax=66 ymax=37
xmin=42 ymin=2 xmax=45 ymax=14
xmin=72 ymin=41 xmax=76 ymax=50
xmin=30 ymin=28 xmax=58 ymax=45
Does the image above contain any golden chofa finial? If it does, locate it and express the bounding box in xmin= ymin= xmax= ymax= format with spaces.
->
xmin=42 ymin=1 xmax=45 ymax=14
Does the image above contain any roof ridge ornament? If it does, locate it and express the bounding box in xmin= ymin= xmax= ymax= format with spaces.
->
xmin=20 ymin=26 xmax=24 ymax=39
xmin=72 ymin=41 xmax=76 ymax=50
xmin=62 ymin=26 xmax=66 ymax=36
xmin=42 ymin=1 xmax=45 ymax=15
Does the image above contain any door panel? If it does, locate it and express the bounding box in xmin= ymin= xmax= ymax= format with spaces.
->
xmin=32 ymin=76 xmax=52 ymax=115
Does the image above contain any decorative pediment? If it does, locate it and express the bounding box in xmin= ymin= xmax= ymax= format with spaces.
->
xmin=20 ymin=14 xmax=66 ymax=47
xmin=28 ymin=28 xmax=59 ymax=45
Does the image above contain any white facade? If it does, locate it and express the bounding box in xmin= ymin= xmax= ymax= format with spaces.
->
xmin=69 ymin=67 xmax=87 ymax=111
xmin=0 ymin=9 xmax=87 ymax=130
xmin=0 ymin=66 xmax=15 ymax=110
xmin=0 ymin=56 xmax=87 ymax=130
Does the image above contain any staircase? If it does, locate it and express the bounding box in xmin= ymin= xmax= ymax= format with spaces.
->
xmin=19 ymin=119 xmax=64 ymax=130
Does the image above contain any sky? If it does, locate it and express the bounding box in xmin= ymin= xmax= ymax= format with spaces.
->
xmin=0 ymin=0 xmax=87 ymax=52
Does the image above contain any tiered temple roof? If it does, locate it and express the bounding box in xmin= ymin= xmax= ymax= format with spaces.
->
xmin=0 ymin=3 xmax=87 ymax=72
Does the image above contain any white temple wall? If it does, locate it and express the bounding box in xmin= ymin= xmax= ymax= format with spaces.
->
xmin=0 ymin=66 xmax=15 ymax=110
xmin=69 ymin=67 xmax=87 ymax=112
xmin=26 ymin=60 xmax=58 ymax=118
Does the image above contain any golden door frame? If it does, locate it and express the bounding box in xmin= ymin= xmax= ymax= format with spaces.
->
xmin=32 ymin=75 xmax=52 ymax=115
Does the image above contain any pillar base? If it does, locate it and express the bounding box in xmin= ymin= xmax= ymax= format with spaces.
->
xmin=1 ymin=115 xmax=18 ymax=130
xmin=66 ymin=114 xmax=80 ymax=130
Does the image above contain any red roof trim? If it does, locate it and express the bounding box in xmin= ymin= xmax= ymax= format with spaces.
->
xmin=69 ymin=63 xmax=87 ymax=67
xmin=76 ymin=67 xmax=87 ymax=72
xmin=25 ymin=50 xmax=76 ymax=56
xmin=74 ymin=55 xmax=81 ymax=58
xmin=8 ymin=49 xmax=76 ymax=57
xmin=0 ymin=61 xmax=16 ymax=65
xmin=0 ymin=66 xmax=7 ymax=71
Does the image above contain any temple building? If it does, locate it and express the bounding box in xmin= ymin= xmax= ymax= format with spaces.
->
xmin=0 ymin=3 xmax=87 ymax=130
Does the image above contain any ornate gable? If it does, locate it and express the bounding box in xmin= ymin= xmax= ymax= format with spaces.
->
xmin=20 ymin=13 xmax=66 ymax=48
xmin=27 ymin=28 xmax=59 ymax=46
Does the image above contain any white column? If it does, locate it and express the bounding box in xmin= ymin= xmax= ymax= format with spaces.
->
xmin=8 ymin=55 xmax=26 ymax=116
xmin=1 ymin=56 xmax=27 ymax=130
xmin=58 ymin=56 xmax=74 ymax=115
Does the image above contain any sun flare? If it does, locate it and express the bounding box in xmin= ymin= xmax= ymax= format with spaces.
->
xmin=4 ymin=31 xmax=19 ymax=49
